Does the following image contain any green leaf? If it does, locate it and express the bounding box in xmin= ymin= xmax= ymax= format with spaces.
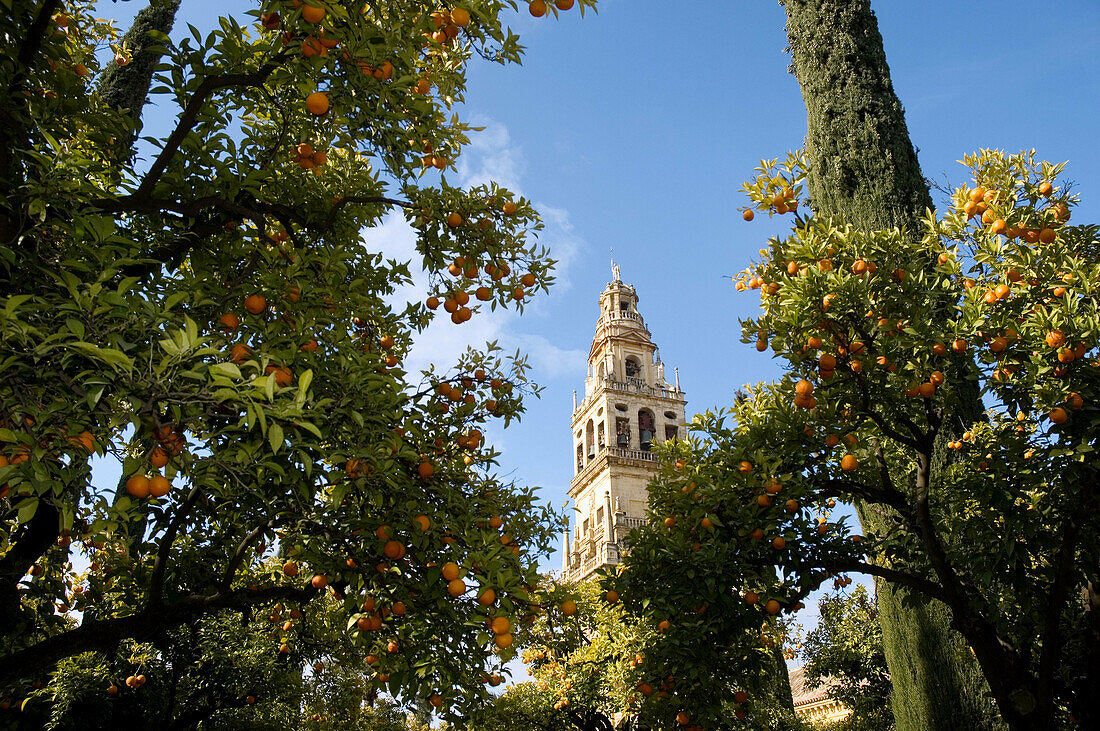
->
xmin=269 ymin=423 xmax=284 ymax=455
xmin=16 ymin=497 xmax=38 ymax=524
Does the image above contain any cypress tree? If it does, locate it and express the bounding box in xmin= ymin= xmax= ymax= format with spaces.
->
xmin=780 ymin=2 xmax=1002 ymax=728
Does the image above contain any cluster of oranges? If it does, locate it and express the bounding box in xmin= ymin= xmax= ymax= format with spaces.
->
xmin=291 ymin=142 xmax=327 ymax=172
xmin=528 ymin=0 xmax=576 ymax=18
xmin=960 ymin=184 xmax=1068 ymax=243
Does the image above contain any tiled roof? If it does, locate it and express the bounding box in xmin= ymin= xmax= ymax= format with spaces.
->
xmin=788 ymin=665 xmax=837 ymax=707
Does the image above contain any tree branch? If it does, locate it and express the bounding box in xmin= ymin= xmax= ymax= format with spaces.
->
xmin=220 ymin=519 xmax=276 ymax=593
xmin=147 ymin=484 xmax=204 ymax=609
xmin=0 ymin=584 xmax=319 ymax=684
xmin=134 ymin=57 xmax=287 ymax=197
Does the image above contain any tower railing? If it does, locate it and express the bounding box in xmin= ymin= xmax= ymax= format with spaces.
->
xmin=573 ymin=377 xmax=684 ymax=416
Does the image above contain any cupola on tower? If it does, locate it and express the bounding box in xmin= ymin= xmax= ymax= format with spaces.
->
xmin=561 ymin=264 xmax=687 ymax=583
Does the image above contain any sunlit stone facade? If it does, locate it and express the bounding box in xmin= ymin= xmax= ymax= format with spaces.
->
xmin=561 ymin=265 xmax=686 ymax=583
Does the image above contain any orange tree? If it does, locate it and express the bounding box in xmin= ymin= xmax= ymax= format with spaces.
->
xmin=605 ymin=150 xmax=1100 ymax=731
xmin=0 ymin=0 xmax=596 ymax=722
xmin=501 ymin=579 xmax=798 ymax=731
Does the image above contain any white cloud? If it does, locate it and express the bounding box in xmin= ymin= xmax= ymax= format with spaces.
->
xmin=360 ymin=118 xmax=587 ymax=384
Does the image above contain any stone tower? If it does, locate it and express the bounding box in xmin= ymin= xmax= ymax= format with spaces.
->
xmin=561 ymin=264 xmax=687 ymax=583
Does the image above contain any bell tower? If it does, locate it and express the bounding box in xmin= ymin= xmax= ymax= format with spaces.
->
xmin=561 ymin=264 xmax=687 ymax=583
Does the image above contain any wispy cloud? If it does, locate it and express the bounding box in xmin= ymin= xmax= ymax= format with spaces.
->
xmin=362 ymin=117 xmax=587 ymax=383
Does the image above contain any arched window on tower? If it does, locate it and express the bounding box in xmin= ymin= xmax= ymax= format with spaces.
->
xmin=586 ymin=420 xmax=595 ymax=459
xmin=638 ymin=409 xmax=655 ymax=452
xmin=624 ymin=356 xmax=641 ymax=380
xmin=576 ymin=443 xmax=583 ymax=473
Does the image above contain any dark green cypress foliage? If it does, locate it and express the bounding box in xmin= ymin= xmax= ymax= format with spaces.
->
xmin=781 ymin=2 xmax=1002 ymax=729
xmin=97 ymin=0 xmax=181 ymax=158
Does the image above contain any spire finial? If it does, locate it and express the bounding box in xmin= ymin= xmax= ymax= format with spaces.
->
xmin=611 ymin=248 xmax=620 ymax=282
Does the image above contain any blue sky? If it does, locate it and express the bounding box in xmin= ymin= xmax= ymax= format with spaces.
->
xmin=93 ymin=0 xmax=1100 ymax=659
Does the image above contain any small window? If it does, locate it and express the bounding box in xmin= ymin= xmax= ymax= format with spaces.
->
xmin=625 ymin=357 xmax=641 ymax=377
xmin=665 ymin=425 xmax=679 ymax=441
xmin=615 ymin=403 xmax=628 ymax=412
xmin=582 ymin=518 xmax=590 ymax=535
xmin=586 ymin=420 xmax=595 ymax=457
xmin=596 ymin=506 xmax=604 ymax=529
xmin=576 ymin=443 xmax=584 ymax=472
xmin=597 ymin=422 xmax=605 ymax=448
xmin=664 ymin=411 xmax=677 ymax=419
xmin=619 ymin=300 xmax=629 ymax=312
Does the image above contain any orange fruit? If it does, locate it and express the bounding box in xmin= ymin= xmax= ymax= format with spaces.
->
xmin=840 ymin=454 xmax=858 ymax=471
xmin=383 ymin=540 xmax=405 ymax=559
xmin=447 ymin=578 xmax=465 ymax=597
xmin=418 ymin=460 xmax=434 ymax=478
xmin=771 ymin=536 xmax=786 ymax=550
xmin=305 ymin=91 xmax=329 ymax=115
xmin=244 ymin=293 xmax=266 ymax=314
xmin=301 ymin=4 xmax=324 ymax=23
xmin=494 ymin=632 xmax=513 ymax=649
xmin=311 ymin=574 xmax=328 ymax=589
xmin=441 ymin=561 xmax=461 ymax=581
xmin=451 ymin=8 xmax=471 ymax=26
xmin=743 ymin=209 xmax=754 ymax=221
xmin=228 ymin=342 xmax=251 ymax=364
xmin=1049 ymin=407 xmax=1068 ymax=424
xmin=560 ymin=599 xmax=578 ymax=616
xmin=765 ymin=600 xmax=781 ymax=615
xmin=283 ymin=561 xmax=299 ymax=577
xmin=491 ymin=616 xmax=510 ymax=635
xmin=218 ymin=312 xmax=240 ymax=330
xmin=1038 ymin=181 xmax=1053 ymax=197
xmin=528 ymin=0 xmax=547 ymax=17
xmin=555 ymin=0 xmax=574 ymax=8
xmin=125 ymin=474 xmax=150 ymax=498
xmin=150 ymin=446 xmax=169 ymax=468
xmin=605 ymin=590 xmax=619 ymax=603
xmin=148 ymin=475 xmax=171 ymax=498
xmin=795 ymin=379 xmax=814 ymax=396
xmin=478 ymin=588 xmax=496 ymax=606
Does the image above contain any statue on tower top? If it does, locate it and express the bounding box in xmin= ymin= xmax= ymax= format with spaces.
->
xmin=611 ymin=253 xmax=620 ymax=282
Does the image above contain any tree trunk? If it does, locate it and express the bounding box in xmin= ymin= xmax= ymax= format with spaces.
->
xmin=781 ymin=1 xmax=1001 ymax=729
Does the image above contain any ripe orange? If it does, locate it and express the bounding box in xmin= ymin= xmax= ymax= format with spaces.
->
xmin=520 ymin=273 xmax=536 ymax=287
xmin=765 ymin=600 xmax=781 ymax=615
xmin=447 ymin=578 xmax=466 ymax=597
xmin=429 ymin=693 xmax=443 ymax=708
xmin=743 ymin=209 xmax=754 ymax=221
xmin=952 ymin=338 xmax=968 ymax=353
xmin=383 ymin=540 xmax=405 ymax=559
xmin=125 ymin=474 xmax=150 ymax=498
xmin=1049 ymin=407 xmax=1068 ymax=424
xmin=502 ymin=200 xmax=517 ymax=215
xmin=734 ymin=690 xmax=749 ymax=704
xmin=677 ymin=711 xmax=690 ymax=725
xmin=450 ymin=7 xmax=471 ymax=25
xmin=311 ymin=574 xmax=328 ymax=589
xmin=446 ymin=212 xmax=463 ymax=227
xmin=605 ymin=590 xmax=619 ymax=603
xmin=494 ymin=632 xmax=514 ymax=649
xmin=772 ymin=536 xmax=786 ymax=550
xmin=218 ymin=312 xmax=240 ymax=330
xmin=244 ymin=293 xmax=266 ymax=314
xmin=1038 ymin=181 xmax=1053 ymax=197
xmin=283 ymin=561 xmax=299 ymax=577
xmin=301 ymin=4 xmax=324 ymax=23
xmin=529 ymin=1 xmax=547 ymax=17
xmin=744 ymin=591 xmax=759 ymax=605
xmin=840 ymin=454 xmax=858 ymax=471
xmin=149 ymin=475 xmax=171 ymax=498
xmin=150 ymin=446 xmax=169 ymax=468
xmin=555 ymin=0 xmax=575 ymax=8
xmin=418 ymin=460 xmax=434 ymax=479
xmin=491 ymin=616 xmax=510 ymax=635
xmin=1046 ymin=330 xmax=1066 ymax=348
xmin=305 ymin=91 xmax=329 ymax=115
xmin=1039 ymin=228 xmax=1056 ymax=244
xmin=561 ymin=599 xmax=578 ymax=616
xmin=441 ymin=562 xmax=461 ymax=581
xmin=478 ymin=588 xmax=496 ymax=606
